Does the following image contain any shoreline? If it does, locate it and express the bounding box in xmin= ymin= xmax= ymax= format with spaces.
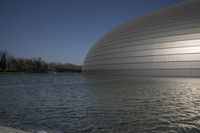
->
xmin=0 ymin=71 xmax=82 ymax=74
xmin=0 ymin=126 xmax=32 ymax=133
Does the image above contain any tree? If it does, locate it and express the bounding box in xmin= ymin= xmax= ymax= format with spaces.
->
xmin=8 ymin=58 xmax=17 ymax=72
xmin=1 ymin=53 xmax=7 ymax=71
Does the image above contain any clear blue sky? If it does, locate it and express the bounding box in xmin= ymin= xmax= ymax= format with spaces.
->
xmin=0 ymin=0 xmax=184 ymax=65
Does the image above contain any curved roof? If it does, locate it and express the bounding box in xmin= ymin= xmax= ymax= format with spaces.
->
xmin=83 ymin=0 xmax=200 ymax=76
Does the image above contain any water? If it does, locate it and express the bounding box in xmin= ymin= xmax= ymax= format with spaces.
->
xmin=0 ymin=74 xmax=200 ymax=133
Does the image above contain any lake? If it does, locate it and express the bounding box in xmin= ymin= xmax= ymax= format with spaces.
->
xmin=0 ymin=74 xmax=200 ymax=133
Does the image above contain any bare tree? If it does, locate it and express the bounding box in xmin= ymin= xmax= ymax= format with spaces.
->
xmin=1 ymin=52 xmax=7 ymax=71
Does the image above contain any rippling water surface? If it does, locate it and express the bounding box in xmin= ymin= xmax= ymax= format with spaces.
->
xmin=0 ymin=74 xmax=200 ymax=133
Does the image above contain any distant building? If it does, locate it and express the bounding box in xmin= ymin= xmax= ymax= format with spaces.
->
xmin=83 ymin=0 xmax=200 ymax=76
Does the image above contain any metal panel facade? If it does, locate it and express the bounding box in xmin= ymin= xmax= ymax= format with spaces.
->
xmin=83 ymin=0 xmax=200 ymax=76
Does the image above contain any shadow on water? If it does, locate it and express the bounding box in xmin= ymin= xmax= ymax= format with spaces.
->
xmin=0 ymin=74 xmax=200 ymax=132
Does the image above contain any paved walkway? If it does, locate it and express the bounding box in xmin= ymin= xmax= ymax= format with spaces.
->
xmin=0 ymin=126 xmax=31 ymax=133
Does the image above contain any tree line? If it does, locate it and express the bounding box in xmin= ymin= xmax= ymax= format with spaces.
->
xmin=0 ymin=51 xmax=82 ymax=73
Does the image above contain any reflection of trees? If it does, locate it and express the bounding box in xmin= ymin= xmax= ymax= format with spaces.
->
xmin=0 ymin=50 xmax=82 ymax=73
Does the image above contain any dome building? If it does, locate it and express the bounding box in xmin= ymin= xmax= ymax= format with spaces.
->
xmin=83 ymin=0 xmax=200 ymax=76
